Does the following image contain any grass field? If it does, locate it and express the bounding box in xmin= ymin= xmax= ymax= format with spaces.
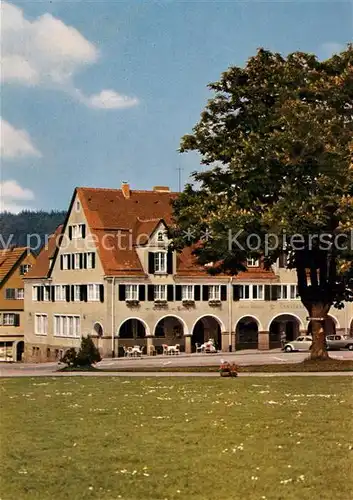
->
xmin=1 ymin=377 xmax=352 ymax=500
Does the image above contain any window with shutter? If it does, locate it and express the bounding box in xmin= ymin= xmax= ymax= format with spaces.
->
xmin=167 ymin=284 xmax=174 ymax=301
xmin=167 ymin=251 xmax=173 ymax=274
xmin=139 ymin=285 xmax=146 ymax=301
xmin=148 ymin=252 xmax=155 ymax=274
xmin=154 ymin=252 xmax=166 ymax=273
xmin=119 ymin=284 xmax=126 ymax=301
xmin=5 ymin=288 xmax=15 ymax=300
xmin=99 ymin=284 xmax=104 ymax=303
xmin=126 ymin=285 xmax=138 ymax=300
xmin=175 ymin=285 xmax=182 ymax=301
xmin=182 ymin=285 xmax=193 ymax=301
xmin=202 ymin=285 xmax=209 ymax=301
xmin=233 ymin=285 xmax=241 ymax=301
xmin=147 ymin=285 xmax=154 ymax=301
xmin=194 ymin=285 xmax=201 ymax=301
xmin=154 ymin=285 xmax=167 ymax=301
xmin=209 ymin=285 xmax=220 ymax=301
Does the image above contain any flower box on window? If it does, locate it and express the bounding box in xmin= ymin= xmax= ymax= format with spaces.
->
xmin=182 ymin=299 xmax=195 ymax=306
xmin=154 ymin=299 xmax=168 ymax=308
xmin=208 ymin=299 xmax=221 ymax=306
xmin=126 ymin=299 xmax=139 ymax=307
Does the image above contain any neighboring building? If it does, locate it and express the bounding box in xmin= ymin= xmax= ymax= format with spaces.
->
xmin=0 ymin=247 xmax=36 ymax=361
xmin=23 ymin=183 xmax=353 ymax=362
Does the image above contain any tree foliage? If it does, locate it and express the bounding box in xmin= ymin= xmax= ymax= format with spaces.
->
xmin=61 ymin=337 xmax=101 ymax=368
xmin=0 ymin=210 xmax=66 ymax=251
xmin=172 ymin=45 xmax=353 ymax=359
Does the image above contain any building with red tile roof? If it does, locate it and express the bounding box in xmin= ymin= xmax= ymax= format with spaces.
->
xmin=23 ymin=184 xmax=352 ymax=362
xmin=0 ymin=246 xmax=36 ymax=361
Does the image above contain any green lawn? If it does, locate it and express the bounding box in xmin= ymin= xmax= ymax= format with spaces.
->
xmin=1 ymin=377 xmax=352 ymax=500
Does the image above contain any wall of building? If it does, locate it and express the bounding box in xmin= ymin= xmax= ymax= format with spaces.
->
xmin=24 ymin=193 xmax=108 ymax=362
xmin=22 ymin=204 xmax=353 ymax=361
xmin=0 ymin=251 xmax=36 ymax=361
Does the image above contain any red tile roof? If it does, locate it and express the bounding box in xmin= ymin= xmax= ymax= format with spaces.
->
xmin=0 ymin=247 xmax=28 ymax=284
xmin=77 ymin=187 xmax=178 ymax=277
xmin=25 ymin=187 xmax=278 ymax=280
xmin=25 ymin=226 xmax=63 ymax=279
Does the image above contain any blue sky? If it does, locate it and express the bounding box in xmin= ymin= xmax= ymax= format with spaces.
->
xmin=1 ymin=0 xmax=351 ymax=212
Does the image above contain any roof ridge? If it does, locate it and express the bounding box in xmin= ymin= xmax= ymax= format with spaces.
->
xmin=136 ymin=217 xmax=161 ymax=223
xmin=77 ymin=187 xmax=178 ymax=195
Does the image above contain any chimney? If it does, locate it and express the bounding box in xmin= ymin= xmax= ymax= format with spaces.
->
xmin=153 ymin=186 xmax=170 ymax=193
xmin=121 ymin=182 xmax=130 ymax=199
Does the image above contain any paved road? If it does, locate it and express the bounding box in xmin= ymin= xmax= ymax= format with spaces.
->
xmin=98 ymin=350 xmax=353 ymax=371
xmin=0 ymin=349 xmax=352 ymax=377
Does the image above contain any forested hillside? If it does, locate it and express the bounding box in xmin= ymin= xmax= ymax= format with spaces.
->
xmin=0 ymin=210 xmax=66 ymax=251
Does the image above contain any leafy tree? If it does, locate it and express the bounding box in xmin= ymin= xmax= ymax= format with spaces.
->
xmin=75 ymin=337 xmax=102 ymax=367
xmin=172 ymin=45 xmax=353 ymax=360
xmin=0 ymin=210 xmax=66 ymax=251
xmin=61 ymin=337 xmax=101 ymax=368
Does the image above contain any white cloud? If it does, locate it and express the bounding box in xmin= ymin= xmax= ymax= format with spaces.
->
xmin=1 ymin=118 xmax=42 ymax=159
xmin=0 ymin=180 xmax=35 ymax=213
xmin=83 ymin=89 xmax=139 ymax=109
xmin=1 ymin=2 xmax=138 ymax=109
xmin=319 ymin=42 xmax=345 ymax=59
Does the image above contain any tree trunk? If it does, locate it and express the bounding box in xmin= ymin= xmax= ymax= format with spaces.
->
xmin=308 ymin=303 xmax=330 ymax=360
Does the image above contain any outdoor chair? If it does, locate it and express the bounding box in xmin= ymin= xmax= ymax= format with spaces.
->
xmin=162 ymin=344 xmax=168 ymax=355
xmin=123 ymin=346 xmax=131 ymax=357
xmin=195 ymin=343 xmax=202 ymax=353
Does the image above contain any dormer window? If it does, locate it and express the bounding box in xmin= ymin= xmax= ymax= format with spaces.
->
xmin=247 ymin=258 xmax=259 ymax=267
xmin=157 ymin=231 xmax=165 ymax=242
xmin=154 ymin=252 xmax=166 ymax=273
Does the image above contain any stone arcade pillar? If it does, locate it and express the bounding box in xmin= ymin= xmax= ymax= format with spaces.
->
xmin=146 ymin=336 xmax=154 ymax=355
xmin=221 ymin=331 xmax=230 ymax=352
xmin=258 ymin=331 xmax=269 ymax=350
xmin=184 ymin=335 xmax=192 ymax=354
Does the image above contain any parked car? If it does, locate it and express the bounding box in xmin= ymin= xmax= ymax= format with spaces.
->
xmin=326 ymin=335 xmax=353 ymax=351
xmin=283 ymin=336 xmax=312 ymax=352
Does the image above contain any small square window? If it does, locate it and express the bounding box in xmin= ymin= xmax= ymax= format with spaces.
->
xmin=246 ymin=258 xmax=259 ymax=267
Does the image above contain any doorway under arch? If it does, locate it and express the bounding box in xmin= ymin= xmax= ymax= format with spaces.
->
xmin=119 ymin=318 xmax=147 ymax=339
xmin=92 ymin=322 xmax=104 ymax=353
xmin=154 ymin=316 xmax=185 ymax=352
xmin=269 ymin=314 xmax=301 ymax=348
xmin=236 ymin=316 xmax=259 ymax=350
xmin=192 ymin=316 xmax=222 ymax=352
xmin=16 ymin=341 xmax=24 ymax=362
